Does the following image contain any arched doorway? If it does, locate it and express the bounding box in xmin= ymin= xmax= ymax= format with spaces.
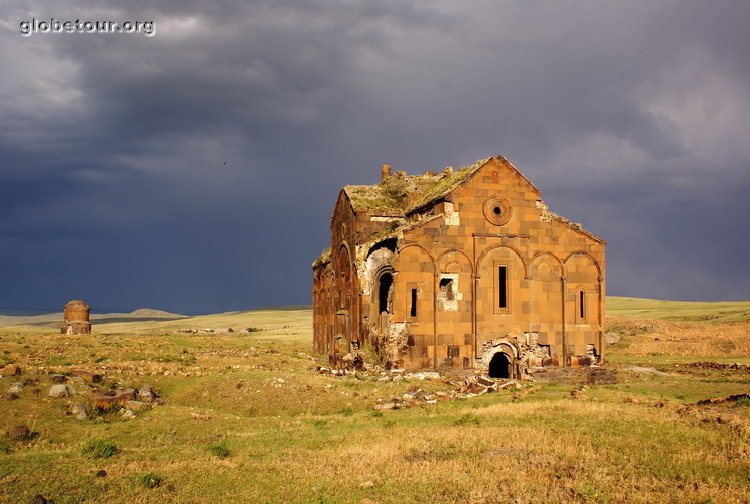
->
xmin=378 ymin=272 xmax=393 ymax=314
xmin=488 ymin=352 xmax=513 ymax=378
xmin=376 ymin=271 xmax=394 ymax=335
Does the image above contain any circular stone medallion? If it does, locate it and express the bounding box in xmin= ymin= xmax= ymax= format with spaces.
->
xmin=482 ymin=196 xmax=512 ymax=226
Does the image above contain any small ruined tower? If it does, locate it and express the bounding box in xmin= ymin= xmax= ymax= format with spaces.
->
xmin=61 ymin=300 xmax=92 ymax=335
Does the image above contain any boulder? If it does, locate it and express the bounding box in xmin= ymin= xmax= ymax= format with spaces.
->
xmin=70 ymin=403 xmax=90 ymax=421
xmin=717 ymin=413 xmax=743 ymax=427
xmin=91 ymin=388 xmax=136 ymax=410
xmin=50 ymin=374 xmax=66 ymax=383
xmin=0 ymin=364 xmax=21 ymax=377
xmin=604 ymin=331 xmax=621 ymax=345
xmin=138 ymin=384 xmax=155 ymax=402
xmin=48 ymin=384 xmax=70 ymax=398
xmin=7 ymin=424 xmax=30 ymax=440
xmin=71 ymin=369 xmax=102 ymax=383
xmin=124 ymin=400 xmax=151 ymax=411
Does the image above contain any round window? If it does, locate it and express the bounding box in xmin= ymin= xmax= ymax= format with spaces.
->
xmin=483 ymin=196 xmax=512 ymax=226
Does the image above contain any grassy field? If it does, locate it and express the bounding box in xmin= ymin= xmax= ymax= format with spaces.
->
xmin=1 ymin=300 xmax=749 ymax=503
xmin=607 ymin=296 xmax=750 ymax=323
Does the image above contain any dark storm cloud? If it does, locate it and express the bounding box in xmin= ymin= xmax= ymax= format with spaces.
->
xmin=0 ymin=0 xmax=748 ymax=313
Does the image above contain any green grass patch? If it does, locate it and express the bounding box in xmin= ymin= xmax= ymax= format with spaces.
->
xmin=206 ymin=440 xmax=231 ymax=459
xmin=81 ymin=439 xmax=119 ymax=459
xmin=452 ymin=413 xmax=481 ymax=426
xmin=607 ymin=297 xmax=750 ymax=323
xmin=134 ymin=472 xmax=162 ymax=489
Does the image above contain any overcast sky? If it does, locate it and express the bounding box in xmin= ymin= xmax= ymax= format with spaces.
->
xmin=1 ymin=0 xmax=748 ymax=314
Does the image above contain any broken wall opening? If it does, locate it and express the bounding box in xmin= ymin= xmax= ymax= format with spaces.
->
xmin=367 ymin=237 xmax=398 ymax=256
xmin=439 ymin=278 xmax=455 ymax=301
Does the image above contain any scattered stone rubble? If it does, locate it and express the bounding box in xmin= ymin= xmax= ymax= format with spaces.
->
xmin=318 ymin=353 xmax=622 ymax=409
xmin=674 ymin=394 xmax=750 ymax=435
xmin=90 ymin=384 xmax=162 ymax=420
xmin=174 ymin=328 xmax=234 ymax=334
xmin=372 ymin=375 xmax=524 ymax=410
xmin=696 ymin=393 xmax=750 ymax=406
xmin=2 ymin=363 xmax=162 ymax=422
xmin=674 ymin=362 xmax=750 ymax=372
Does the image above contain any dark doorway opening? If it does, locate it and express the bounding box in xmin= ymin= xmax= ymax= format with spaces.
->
xmin=378 ymin=273 xmax=393 ymax=314
xmin=488 ymin=352 xmax=512 ymax=378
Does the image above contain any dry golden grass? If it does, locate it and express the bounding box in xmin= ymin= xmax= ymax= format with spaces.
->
xmin=607 ymin=316 xmax=750 ymax=360
xmin=0 ymin=303 xmax=749 ymax=503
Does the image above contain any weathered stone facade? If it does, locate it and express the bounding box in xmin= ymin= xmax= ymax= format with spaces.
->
xmin=312 ymin=156 xmax=606 ymax=377
xmin=61 ymin=300 xmax=92 ymax=335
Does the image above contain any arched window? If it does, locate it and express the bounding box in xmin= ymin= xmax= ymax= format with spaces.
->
xmin=576 ymin=288 xmax=587 ymax=323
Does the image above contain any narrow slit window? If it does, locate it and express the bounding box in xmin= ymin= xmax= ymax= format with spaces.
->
xmin=410 ymin=288 xmax=417 ymax=317
xmin=498 ymin=266 xmax=508 ymax=309
xmin=579 ymin=289 xmax=585 ymax=320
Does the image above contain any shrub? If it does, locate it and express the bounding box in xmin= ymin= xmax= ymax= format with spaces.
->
xmin=207 ymin=441 xmax=231 ymax=459
xmin=81 ymin=439 xmax=119 ymax=459
xmin=717 ymin=339 xmax=737 ymax=353
xmin=135 ymin=472 xmax=162 ymax=489
xmin=452 ymin=413 xmax=481 ymax=426
xmin=245 ymin=327 xmax=262 ymax=333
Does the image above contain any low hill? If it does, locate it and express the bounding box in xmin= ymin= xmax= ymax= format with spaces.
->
xmin=2 ymin=297 xmax=748 ymax=331
xmin=0 ymin=308 xmax=186 ymax=329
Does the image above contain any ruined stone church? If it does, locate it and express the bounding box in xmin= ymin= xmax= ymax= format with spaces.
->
xmin=312 ymin=156 xmax=606 ymax=378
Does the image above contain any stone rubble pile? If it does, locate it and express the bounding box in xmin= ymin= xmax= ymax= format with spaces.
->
xmin=174 ymin=328 xmax=234 ymax=334
xmin=675 ymin=362 xmax=749 ymax=372
xmin=372 ymin=374 xmax=523 ymax=410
